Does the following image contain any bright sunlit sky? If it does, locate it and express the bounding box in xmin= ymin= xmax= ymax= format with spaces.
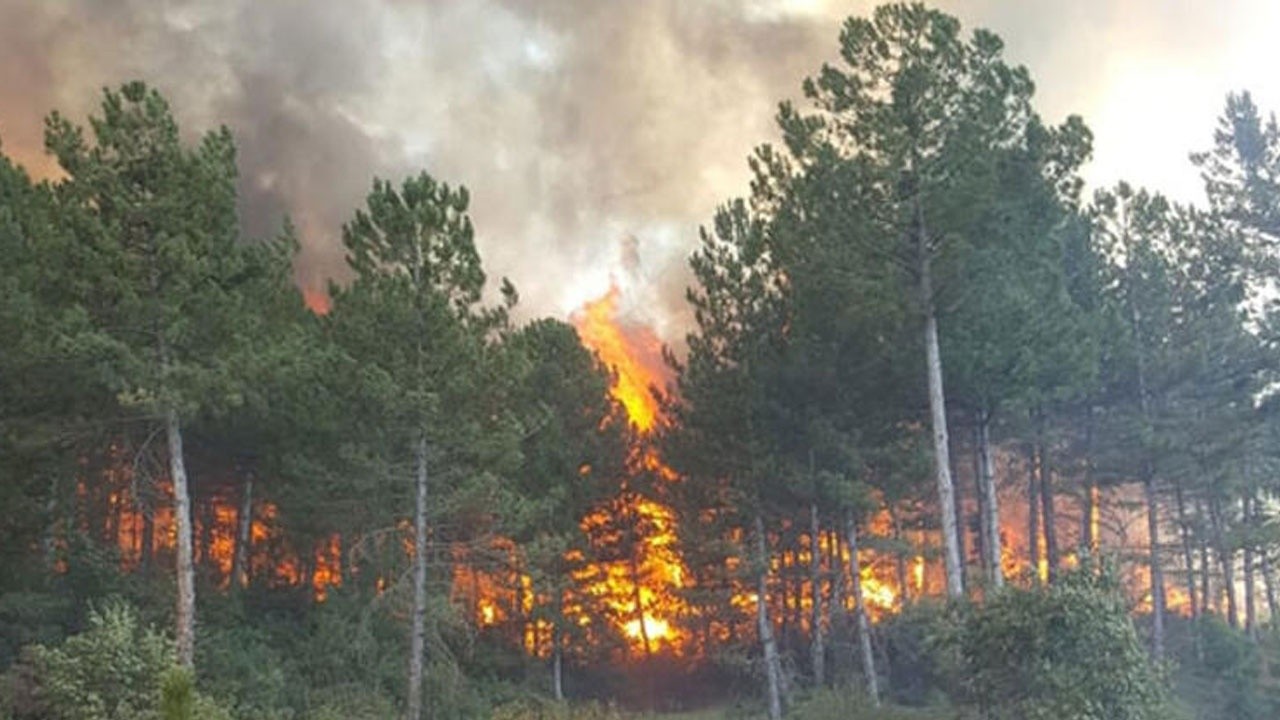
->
xmin=2 ymin=0 xmax=1277 ymax=338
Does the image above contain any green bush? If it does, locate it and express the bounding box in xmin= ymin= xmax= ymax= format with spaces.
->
xmin=1168 ymin=616 xmax=1280 ymax=720
xmin=954 ymin=569 xmax=1173 ymax=720
xmin=0 ymin=598 xmax=232 ymax=720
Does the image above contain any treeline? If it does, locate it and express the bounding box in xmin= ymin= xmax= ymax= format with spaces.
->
xmin=2 ymin=3 xmax=1280 ymax=720
xmin=0 ymin=80 xmax=652 ymax=717
xmin=661 ymin=3 xmax=1280 ymax=718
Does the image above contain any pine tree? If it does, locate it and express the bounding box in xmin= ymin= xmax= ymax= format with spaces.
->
xmin=43 ymin=82 xmax=262 ymax=668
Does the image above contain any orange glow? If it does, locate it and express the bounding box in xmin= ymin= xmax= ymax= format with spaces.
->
xmin=569 ymin=283 xmax=690 ymax=655
xmin=571 ymin=284 xmax=667 ymax=433
xmin=302 ymin=287 xmax=331 ymax=315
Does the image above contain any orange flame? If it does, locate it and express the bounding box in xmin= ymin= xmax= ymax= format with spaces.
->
xmin=571 ymin=284 xmax=666 ymax=433
xmin=571 ymin=283 xmax=690 ymax=655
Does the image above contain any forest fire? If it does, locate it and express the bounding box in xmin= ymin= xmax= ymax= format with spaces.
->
xmin=571 ymin=282 xmax=691 ymax=655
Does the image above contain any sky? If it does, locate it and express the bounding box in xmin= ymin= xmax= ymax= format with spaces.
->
xmin=2 ymin=0 xmax=1278 ymax=341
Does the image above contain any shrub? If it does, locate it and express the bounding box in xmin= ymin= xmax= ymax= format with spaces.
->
xmin=955 ymin=568 xmax=1173 ymax=720
xmin=0 ymin=598 xmax=232 ymax=720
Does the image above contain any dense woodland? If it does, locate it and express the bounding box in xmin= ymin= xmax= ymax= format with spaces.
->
xmin=4 ymin=4 xmax=1280 ymax=720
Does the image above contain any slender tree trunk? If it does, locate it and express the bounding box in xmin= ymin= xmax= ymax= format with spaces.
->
xmin=1197 ymin=498 xmax=1213 ymax=617
xmin=1027 ymin=443 xmax=1042 ymax=584
xmin=407 ymin=434 xmax=429 ymax=720
xmin=975 ymin=411 xmax=1002 ymax=589
xmin=1131 ymin=292 xmax=1163 ymax=657
xmin=1034 ymin=410 xmax=1058 ymax=584
xmin=1079 ymin=404 xmax=1096 ymax=560
xmin=199 ymin=494 xmax=214 ymax=575
xmin=972 ymin=426 xmax=987 ymax=581
xmin=1262 ymin=554 xmax=1278 ymax=624
xmin=754 ymin=514 xmax=784 ymax=720
xmin=809 ymin=503 xmax=825 ymax=687
xmin=1210 ymin=496 xmax=1238 ymax=628
xmin=232 ymin=475 xmax=253 ymax=590
xmin=631 ymin=555 xmax=652 ymax=657
xmin=140 ymin=499 xmax=154 ymax=575
xmin=552 ymin=591 xmax=565 ymax=701
xmin=845 ymin=510 xmax=880 ymax=706
xmin=1173 ymin=479 xmax=1199 ymax=622
xmin=889 ymin=505 xmax=910 ymax=606
xmin=917 ymin=205 xmax=962 ymax=599
xmin=1243 ymin=496 xmax=1257 ymax=641
xmin=1143 ymin=475 xmax=1165 ymax=658
xmin=166 ymin=407 xmax=196 ymax=670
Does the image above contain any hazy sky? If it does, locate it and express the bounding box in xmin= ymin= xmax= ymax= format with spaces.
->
xmin=2 ymin=0 xmax=1277 ymax=339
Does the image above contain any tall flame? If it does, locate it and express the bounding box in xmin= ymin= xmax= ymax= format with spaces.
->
xmin=572 ymin=283 xmax=690 ymax=654
xmin=572 ymin=285 xmax=666 ymax=433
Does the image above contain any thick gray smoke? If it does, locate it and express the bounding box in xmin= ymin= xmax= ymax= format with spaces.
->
xmin=2 ymin=0 xmax=1276 ymax=339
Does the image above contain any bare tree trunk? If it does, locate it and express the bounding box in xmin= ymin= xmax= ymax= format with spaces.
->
xmin=1144 ymin=475 xmax=1165 ymax=659
xmin=552 ymin=591 xmax=565 ymax=701
xmin=889 ymin=505 xmax=910 ymax=606
xmin=1197 ymin=498 xmax=1213 ymax=617
xmin=1260 ymin=534 xmax=1279 ymax=623
xmin=232 ymin=474 xmax=253 ymax=590
xmin=809 ymin=503 xmax=825 ymax=687
xmin=917 ymin=204 xmax=962 ymax=599
xmin=407 ymin=434 xmax=429 ymax=720
xmin=166 ymin=407 xmax=196 ymax=670
xmin=845 ymin=511 xmax=880 ymax=706
xmin=1210 ymin=496 xmax=1238 ymax=628
xmin=755 ymin=514 xmax=784 ymax=720
xmin=1173 ymin=479 xmax=1199 ymax=622
xmin=1243 ymin=496 xmax=1257 ymax=641
xmin=1079 ymin=404 xmax=1096 ymax=560
xmin=975 ymin=411 xmax=1002 ymax=589
xmin=140 ymin=499 xmax=154 ymax=575
xmin=1027 ymin=443 xmax=1042 ymax=584
xmin=1034 ymin=409 xmax=1058 ymax=584
xmin=1131 ymin=291 xmax=1163 ymax=657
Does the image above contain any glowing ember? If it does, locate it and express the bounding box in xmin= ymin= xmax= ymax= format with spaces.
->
xmin=302 ymin=287 xmax=331 ymax=315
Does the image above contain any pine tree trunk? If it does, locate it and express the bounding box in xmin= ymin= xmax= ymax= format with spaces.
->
xmin=1261 ymin=552 xmax=1278 ymax=624
xmin=845 ymin=511 xmax=880 ymax=706
xmin=754 ymin=514 xmax=784 ymax=720
xmin=1173 ymin=478 xmax=1199 ymax=622
xmin=232 ymin=475 xmax=253 ymax=590
xmin=140 ymin=499 xmax=155 ymax=575
xmin=1210 ymin=496 xmax=1238 ymax=628
xmin=1027 ymin=443 xmax=1042 ymax=584
xmin=1131 ymin=294 xmax=1163 ymax=656
xmin=809 ymin=503 xmax=825 ymax=687
xmin=921 ymin=271 xmax=962 ymax=597
xmin=1039 ymin=439 xmax=1058 ymax=585
xmin=1144 ymin=475 xmax=1165 ymax=658
xmin=1079 ymin=404 xmax=1096 ymax=560
xmin=889 ymin=505 xmax=910 ymax=606
xmin=1243 ymin=496 xmax=1257 ymax=641
xmin=166 ymin=407 xmax=196 ymax=670
xmin=1197 ymin=498 xmax=1213 ymax=616
xmin=407 ymin=434 xmax=429 ymax=720
xmin=552 ymin=590 xmax=565 ymax=702
xmin=975 ymin=411 xmax=1002 ymax=589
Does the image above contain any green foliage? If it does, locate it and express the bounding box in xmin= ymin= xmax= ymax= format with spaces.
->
xmin=1169 ymin=617 xmax=1280 ymax=720
xmin=788 ymin=689 xmax=956 ymax=720
xmin=954 ymin=569 xmax=1173 ymax=720
xmin=26 ymin=599 xmax=172 ymax=720
xmin=0 ymin=600 xmax=228 ymax=720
